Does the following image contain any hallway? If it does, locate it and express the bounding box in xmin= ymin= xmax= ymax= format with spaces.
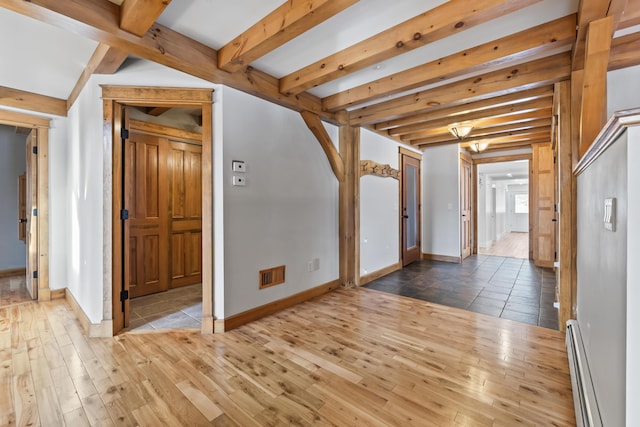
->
xmin=365 ymin=255 xmax=558 ymax=329
xmin=478 ymin=232 xmax=529 ymax=259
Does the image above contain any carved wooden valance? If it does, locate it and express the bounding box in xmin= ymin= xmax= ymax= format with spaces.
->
xmin=360 ymin=160 xmax=400 ymax=179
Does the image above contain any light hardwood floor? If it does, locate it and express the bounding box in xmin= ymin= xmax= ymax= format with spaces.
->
xmin=0 ymin=274 xmax=32 ymax=308
xmin=478 ymin=232 xmax=529 ymax=259
xmin=0 ymin=288 xmax=575 ymax=426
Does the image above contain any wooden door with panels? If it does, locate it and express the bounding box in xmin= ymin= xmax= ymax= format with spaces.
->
xmin=123 ymin=126 xmax=170 ymax=299
xmin=460 ymin=156 xmax=472 ymax=260
xmin=122 ymin=114 xmax=203 ymax=304
xmin=531 ymin=143 xmax=556 ymax=267
xmin=168 ymin=139 xmax=203 ymax=288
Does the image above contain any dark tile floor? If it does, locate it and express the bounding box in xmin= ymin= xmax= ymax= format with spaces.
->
xmin=364 ymin=255 xmax=559 ymax=329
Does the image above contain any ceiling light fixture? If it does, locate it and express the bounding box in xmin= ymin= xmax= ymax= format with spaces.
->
xmin=469 ymin=142 xmax=489 ymax=153
xmin=448 ymin=122 xmax=474 ymax=140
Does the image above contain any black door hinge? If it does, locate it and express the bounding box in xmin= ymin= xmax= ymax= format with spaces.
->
xmin=33 ymin=270 xmax=38 ymax=279
xmin=120 ymin=289 xmax=129 ymax=302
xmin=121 ymin=128 xmax=129 ymax=139
xmin=120 ymin=209 xmax=129 ymax=220
xmin=32 ymin=146 xmax=38 ymax=155
xmin=554 ymin=251 xmax=557 ymax=260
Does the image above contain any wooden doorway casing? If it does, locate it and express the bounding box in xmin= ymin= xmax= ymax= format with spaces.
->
xmin=103 ymin=86 xmax=213 ymax=335
xmin=399 ymin=148 xmax=422 ymax=266
xmin=0 ymin=109 xmax=51 ymax=301
xmin=472 ymin=153 xmax=533 ymax=258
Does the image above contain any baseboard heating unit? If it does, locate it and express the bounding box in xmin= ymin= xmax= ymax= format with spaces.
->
xmin=566 ymin=320 xmax=603 ymax=427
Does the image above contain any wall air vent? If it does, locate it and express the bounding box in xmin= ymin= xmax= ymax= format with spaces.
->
xmin=259 ymin=265 xmax=285 ymax=289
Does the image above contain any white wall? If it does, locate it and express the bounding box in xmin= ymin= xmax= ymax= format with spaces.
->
xmin=576 ymin=131 xmax=627 ymax=427
xmin=627 ymin=126 xmax=640 ymax=426
xmin=0 ymin=125 xmax=26 ymax=270
xmin=359 ymin=129 xmax=401 ymax=276
xmin=220 ymin=86 xmax=339 ymax=317
xmin=48 ymin=119 xmax=69 ymax=290
xmin=608 ymin=65 xmax=640 ymax=117
xmin=422 ymin=144 xmax=460 ymax=258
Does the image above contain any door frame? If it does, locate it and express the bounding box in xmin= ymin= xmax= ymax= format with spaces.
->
xmin=399 ymin=147 xmax=422 ymax=266
xmin=102 ymin=86 xmax=214 ymax=335
xmin=472 ymin=153 xmax=532 ymax=257
xmin=460 ymin=152 xmax=473 ymax=260
xmin=0 ymin=109 xmax=51 ymax=301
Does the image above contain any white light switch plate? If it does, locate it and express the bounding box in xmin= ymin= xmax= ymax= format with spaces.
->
xmin=232 ymin=175 xmax=246 ymax=186
xmin=232 ymin=160 xmax=246 ymax=172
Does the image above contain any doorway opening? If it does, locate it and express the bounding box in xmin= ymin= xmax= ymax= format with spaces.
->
xmin=123 ymin=107 xmax=204 ymax=331
xmin=104 ymin=86 xmax=214 ymax=336
xmin=400 ymin=148 xmax=421 ymax=267
xmin=0 ymin=110 xmax=51 ymax=304
xmin=476 ymin=160 xmax=530 ymax=259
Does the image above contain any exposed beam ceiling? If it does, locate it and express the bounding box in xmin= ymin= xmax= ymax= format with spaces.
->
xmin=2 ymin=0 xmax=640 ymax=153
xmin=323 ymin=14 xmax=576 ymax=112
xmin=218 ymin=0 xmax=359 ymax=73
xmin=280 ymin=0 xmax=543 ymax=96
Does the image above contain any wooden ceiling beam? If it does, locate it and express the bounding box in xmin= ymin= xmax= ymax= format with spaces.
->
xmin=619 ymin=0 xmax=640 ymax=28
xmin=323 ymin=14 xmax=576 ymax=112
xmin=579 ymin=16 xmax=613 ymax=156
xmin=407 ymin=122 xmax=551 ymax=145
xmin=350 ymin=52 xmax=571 ymax=126
xmin=418 ymin=132 xmax=550 ymax=149
xmin=389 ymin=98 xmax=552 ymax=136
xmin=0 ymin=0 xmax=335 ymax=122
xmin=218 ymin=0 xmax=358 ymax=72
xmin=400 ymin=110 xmax=552 ymax=141
xmin=0 ymin=85 xmax=67 ymax=116
xmin=609 ymin=30 xmax=640 ymax=70
xmin=572 ymin=0 xmax=626 ymax=70
xmin=120 ymin=0 xmax=172 ymax=36
xmin=67 ymin=43 xmax=128 ymax=111
xmin=376 ymin=86 xmax=554 ymax=131
xmin=472 ymin=137 xmax=551 ymax=151
xmin=280 ymin=0 xmax=542 ymax=96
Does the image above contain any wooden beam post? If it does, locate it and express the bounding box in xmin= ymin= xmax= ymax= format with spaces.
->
xmin=300 ymin=111 xmax=345 ymax=182
xmin=339 ymin=123 xmax=360 ymax=288
xmin=579 ymin=16 xmax=613 ymax=157
xmin=555 ymin=80 xmax=574 ymax=330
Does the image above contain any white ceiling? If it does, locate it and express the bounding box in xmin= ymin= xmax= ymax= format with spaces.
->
xmin=0 ymin=8 xmax=98 ymax=99
xmin=478 ymin=160 xmax=529 ymax=181
xmin=0 ymin=0 xmax=579 ymax=102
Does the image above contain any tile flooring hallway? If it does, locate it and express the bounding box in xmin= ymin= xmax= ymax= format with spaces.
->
xmin=365 ymin=255 xmax=559 ymax=329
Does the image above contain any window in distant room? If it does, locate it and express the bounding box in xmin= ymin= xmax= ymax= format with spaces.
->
xmin=515 ymin=193 xmax=529 ymax=214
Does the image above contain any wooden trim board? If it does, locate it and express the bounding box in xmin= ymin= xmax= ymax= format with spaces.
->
xmin=215 ymin=280 xmax=341 ymax=332
xmin=422 ymin=253 xmax=462 ymax=264
xmin=0 ymin=268 xmax=26 ymax=279
xmin=51 ymin=288 xmax=66 ymax=300
xmin=65 ymin=289 xmax=113 ymax=337
xmin=359 ymin=262 xmax=402 ymax=286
